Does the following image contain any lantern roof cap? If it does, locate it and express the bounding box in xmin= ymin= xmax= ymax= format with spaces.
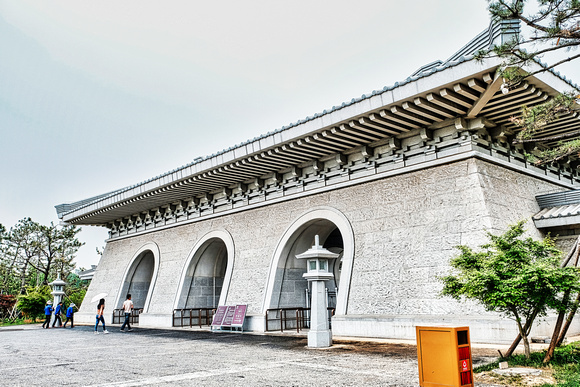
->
xmin=296 ymin=235 xmax=340 ymax=260
xmin=49 ymin=276 xmax=67 ymax=286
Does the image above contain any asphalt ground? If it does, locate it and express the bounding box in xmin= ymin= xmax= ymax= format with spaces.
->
xmin=0 ymin=324 xmax=501 ymax=386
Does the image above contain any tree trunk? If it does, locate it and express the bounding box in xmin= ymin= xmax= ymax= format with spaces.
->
xmin=544 ymin=236 xmax=580 ymax=359
xmin=516 ymin=319 xmax=532 ymax=359
xmin=512 ymin=310 xmax=533 ymax=359
xmin=19 ymin=262 xmax=28 ymax=294
xmin=504 ymin=334 xmax=522 ymax=358
xmin=557 ymin=292 xmax=580 ymax=346
xmin=504 ymin=308 xmax=539 ymax=358
xmin=543 ymin=301 xmax=567 ymax=363
xmin=522 ymin=334 xmax=531 ymax=359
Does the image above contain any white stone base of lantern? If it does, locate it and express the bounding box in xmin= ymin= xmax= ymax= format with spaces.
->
xmin=306 ymin=277 xmax=333 ymax=348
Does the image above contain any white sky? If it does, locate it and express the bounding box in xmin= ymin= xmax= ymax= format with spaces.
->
xmin=1 ymin=1 xmax=579 ymax=268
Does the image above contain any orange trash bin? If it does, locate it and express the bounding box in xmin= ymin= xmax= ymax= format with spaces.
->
xmin=416 ymin=326 xmax=474 ymax=387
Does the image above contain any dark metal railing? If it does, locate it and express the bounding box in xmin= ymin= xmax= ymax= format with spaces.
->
xmin=112 ymin=308 xmax=143 ymax=324
xmin=172 ymin=308 xmax=215 ymax=328
xmin=265 ymin=307 xmax=335 ymax=332
xmin=265 ymin=308 xmax=308 ymax=332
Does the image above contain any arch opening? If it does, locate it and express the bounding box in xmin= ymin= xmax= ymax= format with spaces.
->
xmin=117 ymin=250 xmax=155 ymax=310
xmin=176 ymin=238 xmax=228 ymax=309
xmin=270 ymin=220 xmax=344 ymax=311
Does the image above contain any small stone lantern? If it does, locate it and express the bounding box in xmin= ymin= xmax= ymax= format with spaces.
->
xmin=296 ymin=235 xmax=339 ymax=347
xmin=49 ymin=276 xmax=67 ymax=320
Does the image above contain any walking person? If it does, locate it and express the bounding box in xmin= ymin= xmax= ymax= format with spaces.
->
xmin=63 ymin=303 xmax=76 ymax=328
xmin=52 ymin=302 xmax=63 ymax=327
xmin=42 ymin=300 xmax=53 ymax=329
xmin=94 ymin=298 xmax=109 ymax=334
xmin=120 ymin=294 xmax=134 ymax=332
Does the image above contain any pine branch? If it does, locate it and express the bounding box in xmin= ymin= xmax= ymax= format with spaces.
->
xmin=527 ymin=52 xmax=580 ymax=75
xmin=512 ymin=129 xmax=580 ymax=144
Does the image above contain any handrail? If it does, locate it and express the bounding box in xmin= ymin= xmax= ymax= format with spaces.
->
xmin=265 ymin=307 xmax=335 ymax=332
xmin=172 ymin=308 xmax=215 ymax=328
xmin=265 ymin=307 xmax=309 ymax=332
xmin=112 ymin=308 xmax=143 ymax=324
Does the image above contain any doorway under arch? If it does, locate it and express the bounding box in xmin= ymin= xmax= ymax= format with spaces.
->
xmin=116 ymin=242 xmax=160 ymax=312
xmin=174 ymin=230 xmax=235 ymax=310
xmin=178 ymin=239 xmax=227 ymax=308
xmin=264 ymin=207 xmax=355 ymax=316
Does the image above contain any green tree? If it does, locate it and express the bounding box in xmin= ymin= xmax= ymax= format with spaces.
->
xmin=32 ymin=222 xmax=83 ymax=285
xmin=440 ymin=221 xmax=580 ymax=358
xmin=478 ymin=1 xmax=580 ymax=164
xmin=0 ymin=223 xmax=19 ymax=295
xmin=16 ymin=286 xmax=51 ymax=322
xmin=0 ymin=218 xmax=42 ymax=294
xmin=63 ymin=271 xmax=88 ymax=310
xmin=0 ymin=219 xmax=84 ymax=294
xmin=486 ymin=0 xmax=580 ymax=83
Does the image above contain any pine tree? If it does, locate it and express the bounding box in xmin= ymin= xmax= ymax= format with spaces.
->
xmin=479 ymin=1 xmax=580 ymax=163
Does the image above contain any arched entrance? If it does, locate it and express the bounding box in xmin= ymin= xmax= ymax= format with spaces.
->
xmin=173 ymin=230 xmax=235 ymax=327
xmin=115 ymin=242 xmax=160 ymax=314
xmin=178 ymin=239 xmax=228 ymax=309
xmin=263 ymin=207 xmax=354 ymax=330
xmin=271 ymin=220 xmax=343 ymax=310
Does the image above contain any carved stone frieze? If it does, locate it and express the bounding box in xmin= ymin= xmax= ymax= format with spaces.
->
xmin=107 ymin=123 xmax=580 ymax=239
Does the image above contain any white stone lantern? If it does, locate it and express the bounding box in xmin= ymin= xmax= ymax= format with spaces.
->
xmin=296 ymin=235 xmax=339 ymax=347
xmin=49 ymin=276 xmax=67 ymax=308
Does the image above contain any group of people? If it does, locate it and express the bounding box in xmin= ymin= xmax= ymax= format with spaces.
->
xmin=42 ymin=300 xmax=76 ymax=328
xmin=42 ymin=294 xmax=134 ymax=334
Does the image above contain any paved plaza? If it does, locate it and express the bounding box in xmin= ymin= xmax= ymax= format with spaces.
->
xmin=0 ymin=324 xmax=503 ymax=386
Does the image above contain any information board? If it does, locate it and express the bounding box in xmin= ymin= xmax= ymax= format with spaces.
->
xmin=231 ymin=304 xmax=247 ymax=327
xmin=221 ymin=305 xmax=237 ymax=326
xmin=211 ymin=305 xmax=228 ymax=326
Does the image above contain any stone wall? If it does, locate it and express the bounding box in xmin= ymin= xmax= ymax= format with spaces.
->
xmin=184 ymin=276 xmax=223 ymax=309
xmin=78 ymin=157 xmax=576 ymax=342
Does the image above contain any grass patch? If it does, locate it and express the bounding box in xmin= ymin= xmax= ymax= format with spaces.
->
xmin=552 ymin=362 xmax=580 ymax=387
xmin=0 ymin=318 xmax=36 ymax=327
xmin=474 ymin=361 xmax=500 ymax=372
xmin=474 ymin=342 xmax=580 ymax=386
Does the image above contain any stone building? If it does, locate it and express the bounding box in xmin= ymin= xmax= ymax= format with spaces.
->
xmin=56 ymin=19 xmax=580 ymax=343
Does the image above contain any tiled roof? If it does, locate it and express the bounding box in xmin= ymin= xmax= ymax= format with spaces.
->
xmin=533 ymin=190 xmax=580 ymax=228
xmin=55 ymin=18 xmax=580 ymax=225
xmin=533 ymin=204 xmax=580 ymax=221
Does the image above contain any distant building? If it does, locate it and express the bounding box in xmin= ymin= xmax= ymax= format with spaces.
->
xmin=56 ymin=19 xmax=580 ymax=343
xmin=77 ymin=265 xmax=97 ymax=282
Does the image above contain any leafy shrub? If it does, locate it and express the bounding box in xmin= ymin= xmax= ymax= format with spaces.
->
xmin=17 ymin=286 xmax=51 ymax=322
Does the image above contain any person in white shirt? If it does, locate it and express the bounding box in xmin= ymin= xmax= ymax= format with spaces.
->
xmin=120 ymin=294 xmax=134 ymax=332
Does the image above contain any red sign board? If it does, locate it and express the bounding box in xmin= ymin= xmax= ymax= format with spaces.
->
xmin=459 ymin=359 xmax=470 ymax=372
xmin=231 ymin=305 xmax=247 ymax=327
xmin=211 ymin=306 xmax=228 ymax=326
xmin=221 ymin=305 xmax=237 ymax=326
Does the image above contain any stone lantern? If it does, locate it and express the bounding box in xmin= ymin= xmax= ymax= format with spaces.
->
xmin=49 ymin=276 xmax=67 ymax=314
xmin=296 ymin=235 xmax=339 ymax=348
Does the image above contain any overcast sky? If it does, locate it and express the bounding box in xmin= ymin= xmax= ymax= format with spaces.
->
xmin=1 ymin=1 xmax=579 ymax=269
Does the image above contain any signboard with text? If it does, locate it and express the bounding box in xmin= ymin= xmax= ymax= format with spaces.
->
xmin=211 ymin=306 xmax=228 ymax=326
xmin=221 ymin=305 xmax=237 ymax=326
xmin=211 ymin=304 xmax=248 ymax=330
xmin=231 ymin=305 xmax=247 ymax=327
